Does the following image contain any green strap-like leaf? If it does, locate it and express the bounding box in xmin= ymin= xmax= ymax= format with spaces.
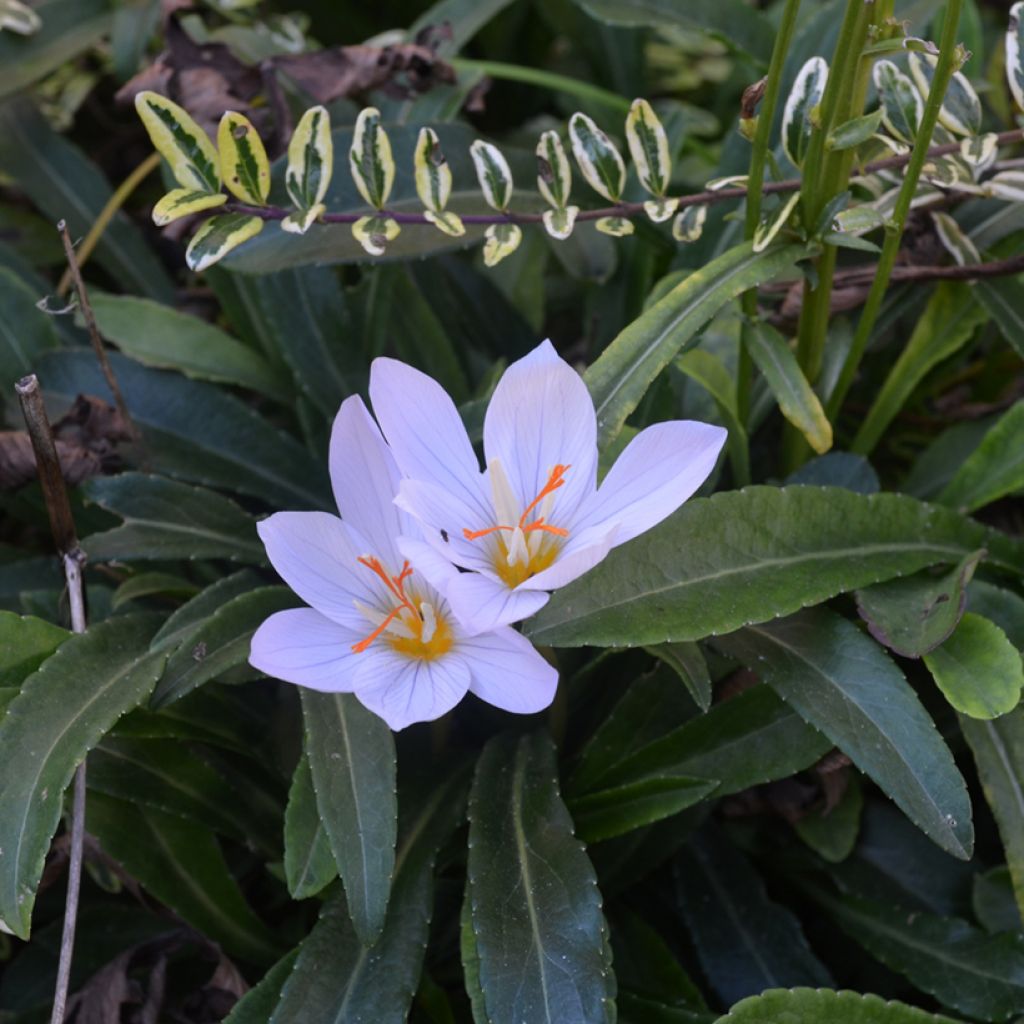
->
xmin=349 ymin=106 xmax=395 ymax=210
xmin=284 ymin=752 xmax=337 ymax=901
xmin=745 ymin=321 xmax=832 ymax=453
xmin=222 ymin=949 xmax=301 ymax=1024
xmin=782 ymin=57 xmax=828 ymax=167
xmin=716 ymin=989 xmax=964 ymax=1024
xmin=0 ymin=612 xmax=66 ymax=686
xmin=716 ymin=608 xmax=975 ymax=860
xmin=585 ymin=241 xmax=804 ymax=448
xmin=569 ymin=111 xmax=626 ymax=202
xmin=285 ymin=105 xmax=333 ymax=211
xmin=466 ymin=731 xmax=616 ymax=1024
xmin=0 ymin=615 xmax=165 ymax=937
xmin=1007 ymin=3 xmax=1024 ymax=112
xmin=186 ymin=213 xmax=264 ymax=273
xmin=469 ymin=138 xmax=514 ymax=211
xmin=217 ymin=110 xmax=270 ymax=205
xmin=301 ymin=690 xmax=397 ymax=945
xmin=874 ymin=60 xmax=923 ymax=143
xmin=626 ymin=98 xmax=671 ymax=197
xmin=525 ymin=486 xmax=1024 ymax=648
xmin=135 ymin=90 xmax=220 ymax=192
xmin=939 ymin=401 xmax=1024 ymax=513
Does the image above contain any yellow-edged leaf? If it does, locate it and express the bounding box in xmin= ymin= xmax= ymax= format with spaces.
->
xmin=414 ymin=127 xmax=453 ymax=214
xmin=595 ymin=215 xmax=634 ymax=237
xmin=626 ymin=98 xmax=672 ymax=197
xmin=424 ymin=209 xmax=465 ymax=237
xmin=217 ymin=111 xmax=270 ymax=205
xmin=536 ymin=129 xmax=572 ymax=209
xmin=135 ymin=91 xmax=220 ymax=193
xmin=482 ymin=223 xmax=522 ymax=266
xmin=349 ymin=107 xmax=395 ymax=210
xmin=542 ymin=205 xmax=579 ymax=240
xmin=285 ymin=105 xmax=333 ymax=211
xmin=151 ymin=188 xmax=227 ymax=227
xmin=470 ymin=140 xmax=514 ymax=212
xmin=185 ymin=213 xmax=264 ymax=273
xmin=352 ymin=215 xmax=400 ymax=256
xmin=672 ymin=204 xmax=708 ymax=243
xmin=569 ymin=112 xmax=626 ymax=202
xmin=281 ymin=203 xmax=326 ymax=235
xmin=644 ymin=197 xmax=679 ymax=223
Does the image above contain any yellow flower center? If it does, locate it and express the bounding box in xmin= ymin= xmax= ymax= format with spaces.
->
xmin=463 ymin=463 xmax=570 ymax=587
xmin=351 ymin=556 xmax=453 ymax=661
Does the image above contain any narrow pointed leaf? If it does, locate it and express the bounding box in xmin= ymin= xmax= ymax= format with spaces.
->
xmin=135 ymin=90 xmax=220 ymax=192
xmin=626 ymin=98 xmax=671 ymax=197
xmin=222 ymin=949 xmax=301 ymax=1024
xmin=584 ymin=241 xmax=805 ymax=448
xmin=186 ymin=213 xmax=264 ymax=273
xmin=0 ymin=612 xmax=65 ymax=686
xmin=924 ymin=613 xmax=1024 ymax=720
xmin=466 ymin=731 xmax=615 ymax=1023
xmin=645 ymin=641 xmax=712 ymax=710
xmin=939 ymin=401 xmax=1024 ymax=513
xmin=716 ymin=608 xmax=975 ymax=860
xmin=717 ymin=989 xmax=965 ymax=1024
xmin=569 ymin=111 xmax=626 ymax=201
xmin=152 ymin=187 xmax=226 ymax=226
xmin=469 ymin=139 xmax=514 ymax=211
xmin=301 ymin=690 xmax=397 ymax=944
xmin=0 ymin=615 xmax=165 ymax=937
xmin=783 ymin=57 xmax=828 ymax=167
xmin=349 ymin=107 xmax=395 ymax=210
xmin=285 ymin=105 xmax=332 ymax=211
xmin=526 ymin=486 xmax=1024 ymax=648
xmin=284 ymin=752 xmax=336 ymax=900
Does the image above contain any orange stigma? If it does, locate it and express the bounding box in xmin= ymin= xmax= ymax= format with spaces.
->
xmin=463 ymin=464 xmax=571 ymax=542
xmin=351 ymin=557 xmax=416 ymax=653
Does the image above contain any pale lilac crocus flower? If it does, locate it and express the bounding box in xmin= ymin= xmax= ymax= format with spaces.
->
xmin=248 ymin=395 xmax=557 ymax=730
xmin=369 ymin=340 xmax=727 ymax=633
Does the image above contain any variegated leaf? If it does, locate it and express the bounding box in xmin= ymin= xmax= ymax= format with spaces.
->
xmin=595 ymin=215 xmax=634 ymax=237
xmin=414 ymin=127 xmax=453 ymax=215
xmin=569 ymin=112 xmax=626 ymax=202
xmin=424 ymin=210 xmax=466 ymax=237
xmin=833 ymin=205 xmax=886 ymax=234
xmin=986 ymin=170 xmax=1024 ymax=202
xmin=874 ymin=60 xmax=923 ymax=143
xmin=626 ymin=98 xmax=672 ymax=197
xmin=217 ymin=111 xmax=270 ymax=206
xmin=0 ymin=0 xmax=41 ymax=35
xmin=281 ymin=204 xmax=326 ymax=235
xmin=643 ymin=197 xmax=678 ymax=223
xmin=961 ymin=133 xmax=998 ymax=172
xmin=908 ymin=52 xmax=981 ymax=137
xmin=482 ymin=223 xmax=522 ymax=266
xmin=783 ymin=57 xmax=828 ymax=167
xmin=932 ymin=211 xmax=980 ymax=266
xmin=542 ymin=205 xmax=579 ymax=240
xmin=753 ymin=192 xmax=800 ymax=253
xmin=536 ymin=130 xmax=572 ymax=210
xmin=152 ymin=188 xmax=227 ymax=227
xmin=827 ymin=109 xmax=884 ymax=152
xmin=672 ymin=204 xmax=707 ymax=243
xmin=470 ymin=140 xmax=514 ymax=212
xmin=352 ymin=215 xmax=400 ymax=256
xmin=285 ymin=105 xmax=333 ymax=211
xmin=135 ymin=91 xmax=220 ymax=193
xmin=185 ymin=213 xmax=263 ymax=273
xmin=349 ymin=107 xmax=395 ymax=210
xmin=706 ymin=174 xmax=749 ymax=191
xmin=1008 ymin=2 xmax=1024 ymax=111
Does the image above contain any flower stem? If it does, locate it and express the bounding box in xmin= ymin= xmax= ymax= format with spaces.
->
xmin=836 ymin=0 xmax=965 ymax=445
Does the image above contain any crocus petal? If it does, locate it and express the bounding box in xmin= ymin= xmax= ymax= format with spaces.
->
xmin=482 ymin=339 xmax=598 ymax=518
xmin=395 ymin=536 xmax=462 ymax=599
xmin=461 ymin=628 xmax=558 ymax=714
xmin=574 ymin=420 xmax=726 ymax=545
xmin=395 ymin=478 xmax=494 ymax=574
xmin=353 ymin=648 xmax=471 ymax=730
xmin=369 ymin=357 xmax=490 ymax=519
xmin=329 ymin=395 xmax=414 ymax=563
xmin=258 ymin=511 xmax=383 ymax=629
xmin=444 ymin=570 xmax=550 ymax=633
xmin=517 ymin=524 xmax=618 ymax=592
xmin=249 ymin=608 xmax=360 ymax=692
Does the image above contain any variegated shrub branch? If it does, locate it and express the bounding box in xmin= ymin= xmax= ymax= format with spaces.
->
xmin=133 ymin=6 xmax=1024 ymax=273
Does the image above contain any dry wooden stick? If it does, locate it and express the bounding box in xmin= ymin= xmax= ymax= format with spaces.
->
xmin=15 ymin=375 xmax=87 ymax=1024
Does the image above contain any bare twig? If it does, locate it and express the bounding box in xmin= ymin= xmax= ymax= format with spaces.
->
xmin=57 ymin=221 xmax=139 ymax=447
xmin=220 ymin=128 xmax=1024 ymax=227
xmin=15 ymin=375 xmax=87 ymax=1024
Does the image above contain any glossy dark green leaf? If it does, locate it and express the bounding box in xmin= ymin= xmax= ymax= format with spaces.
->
xmin=301 ymin=690 xmax=397 ymax=944
xmin=601 ymin=685 xmax=830 ymax=796
xmin=644 ymin=641 xmax=712 ymax=711
xmin=856 ymin=551 xmax=982 ymax=658
xmin=149 ymin=570 xmax=263 ymax=653
xmin=969 ymin=581 xmax=1024 ymax=650
xmin=111 ymin=570 xmax=199 ymax=609
xmin=0 ymin=98 xmax=173 ymax=301
xmin=465 ymin=731 xmax=615 ymax=1024
xmin=904 ymin=418 xmax=991 ymax=500
xmin=283 ymin=752 xmax=336 ymax=900
xmin=527 ymin=487 xmax=1022 ymax=648
xmin=0 ymin=266 xmax=59 ymax=391
xmin=87 ymin=792 xmax=282 ymax=964
xmin=939 ymin=402 xmax=1024 ymax=513
xmin=976 ymin=277 xmax=1024 ymax=360
xmin=793 ymin=775 xmax=863 ymax=864
xmin=270 ymin=769 xmax=468 ymax=1023
xmin=0 ymin=614 xmax=164 ymax=937
xmin=222 ymin=948 xmax=301 ymax=1024
xmin=83 ymin=473 xmax=266 ymax=564
xmin=37 ymin=350 xmax=329 ymax=510
xmin=88 ymin=292 xmax=282 ymax=398
xmin=715 ymin=988 xmax=963 ymax=1024
xmin=675 ymin=825 xmax=832 ymax=1004
xmin=0 ymin=611 xmax=65 ymax=686
xmin=974 ymin=868 xmax=1023 ymax=934
xmin=962 ymin=708 xmax=1024 ymax=924
xmin=925 ymin=614 xmax=1024 ymax=720
xmin=812 ymin=884 xmax=1024 ymax=1021
xmin=785 ymin=452 xmax=879 ymax=493
xmin=717 ymin=609 xmax=973 ymax=859
xmin=151 ymin=586 xmax=298 ymax=708
xmin=585 ymin=243 xmax=805 ymax=448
